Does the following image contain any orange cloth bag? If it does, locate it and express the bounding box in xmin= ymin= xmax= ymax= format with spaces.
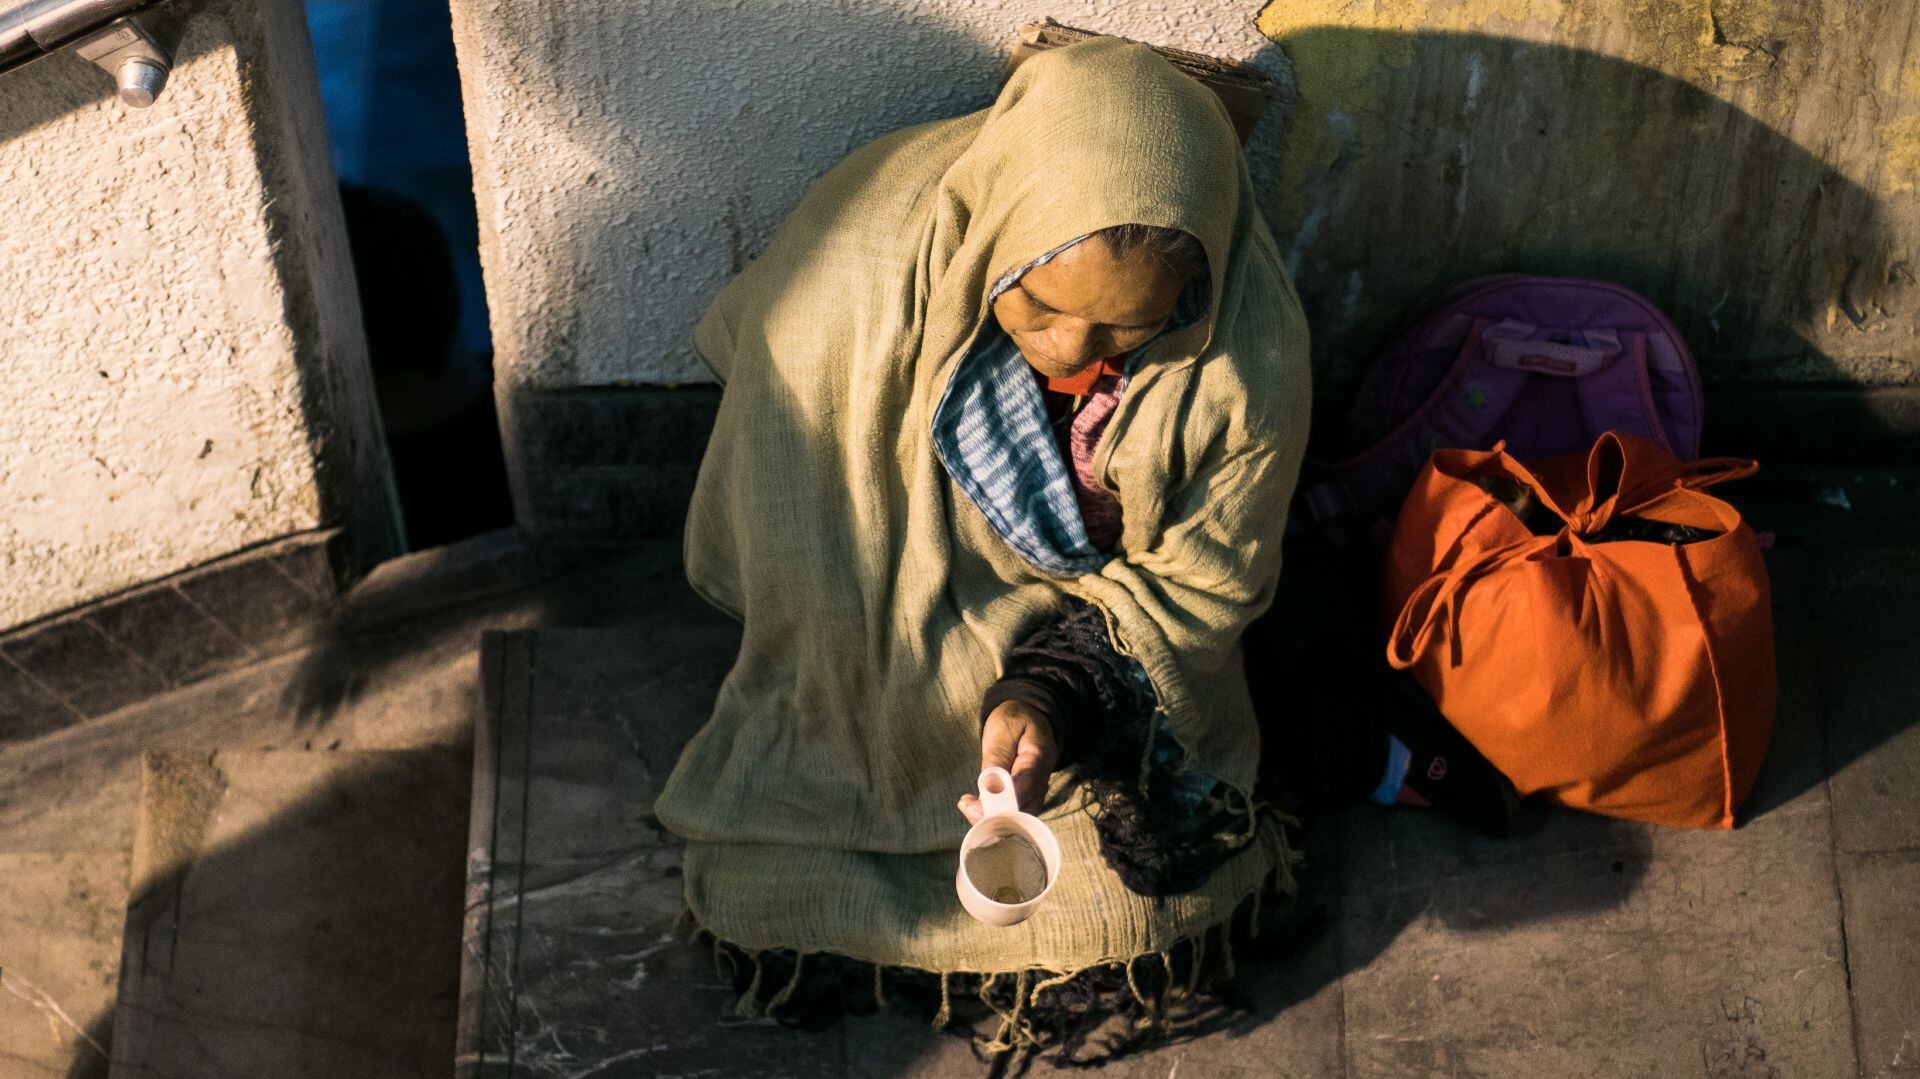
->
xmin=1381 ymin=432 xmax=1775 ymax=828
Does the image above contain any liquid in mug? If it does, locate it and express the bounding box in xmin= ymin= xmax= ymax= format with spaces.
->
xmin=964 ymin=831 xmax=1049 ymax=905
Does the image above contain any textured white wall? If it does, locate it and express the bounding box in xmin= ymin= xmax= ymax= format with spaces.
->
xmin=448 ymin=1 xmax=1291 ymax=390
xmin=0 ymin=0 xmax=396 ymax=629
xmin=453 ymin=0 xmax=1920 ymax=404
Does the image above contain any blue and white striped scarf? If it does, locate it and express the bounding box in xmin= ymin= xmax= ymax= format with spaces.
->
xmin=931 ymin=237 xmax=1209 ymax=576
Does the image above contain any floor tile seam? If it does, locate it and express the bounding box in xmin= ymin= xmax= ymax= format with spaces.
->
xmin=0 ymin=643 xmax=314 ymax=748
xmin=1811 ymin=587 xmax=1868 ymax=1078
xmin=506 ymin=635 xmax=536 ymax=1076
xmin=0 ymin=646 xmax=87 ymax=724
xmin=161 ymin=582 xmax=268 ymax=665
xmin=72 ymin=614 xmax=180 ymax=695
xmin=0 ymin=962 xmax=113 ymax=1055
xmin=0 ymin=1044 xmax=73 ymax=1068
xmin=460 ymin=636 xmax=505 ymax=1079
xmin=39 ymin=624 xmax=477 ymax=747
xmin=1830 ymin=844 xmax=1920 ymax=863
xmin=259 ymin=550 xmax=331 ymax=604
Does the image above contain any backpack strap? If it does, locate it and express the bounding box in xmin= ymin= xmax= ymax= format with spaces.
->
xmin=1484 ymin=325 xmax=1686 ymax=456
xmin=1571 ymin=332 xmax=1676 ymax=454
xmin=1299 ymin=480 xmax=1350 ymax=525
xmin=1297 ymin=318 xmax=1494 ymax=535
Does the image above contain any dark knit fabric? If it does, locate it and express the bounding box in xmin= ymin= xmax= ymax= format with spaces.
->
xmin=978 ymin=598 xmax=1140 ymax=770
xmin=983 ymin=598 xmax=1252 ymax=897
xmin=983 ymin=609 xmax=1422 ymax=861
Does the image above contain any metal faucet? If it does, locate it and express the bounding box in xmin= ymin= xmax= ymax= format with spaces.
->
xmin=0 ymin=0 xmax=179 ymax=107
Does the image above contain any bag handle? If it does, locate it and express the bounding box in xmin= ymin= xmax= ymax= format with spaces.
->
xmin=1386 ymin=509 xmax=1553 ymax=671
xmin=1660 ymin=455 xmax=1760 ymax=490
xmin=1385 ymin=563 xmax=1469 ymax=671
xmin=1571 ymin=432 xmax=1758 ymax=527
xmin=1388 ymin=436 xmax=1758 ymax=672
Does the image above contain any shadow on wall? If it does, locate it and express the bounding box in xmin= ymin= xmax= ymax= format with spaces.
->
xmin=1248 ymin=28 xmax=1900 ymax=446
xmin=464 ymin=2 xmax=1005 ymax=395
xmin=0 ymin=0 xmax=210 ymax=144
xmin=1244 ymin=29 xmax=1915 ymax=820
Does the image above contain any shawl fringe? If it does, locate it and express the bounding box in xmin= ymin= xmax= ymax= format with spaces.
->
xmin=684 ymin=850 xmax=1299 ymax=1065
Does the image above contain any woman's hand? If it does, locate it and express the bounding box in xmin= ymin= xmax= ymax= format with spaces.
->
xmin=958 ymin=700 xmax=1059 ymax=824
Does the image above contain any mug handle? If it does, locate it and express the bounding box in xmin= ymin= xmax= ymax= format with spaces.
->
xmin=976 ymin=767 xmax=1021 ymax=819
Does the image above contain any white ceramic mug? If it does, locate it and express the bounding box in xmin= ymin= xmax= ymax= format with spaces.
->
xmin=956 ymin=766 xmax=1063 ymax=927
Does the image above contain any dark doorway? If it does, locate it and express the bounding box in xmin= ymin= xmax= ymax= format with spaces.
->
xmin=309 ymin=0 xmax=512 ymax=551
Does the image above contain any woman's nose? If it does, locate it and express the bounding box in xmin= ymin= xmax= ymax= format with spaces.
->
xmin=1042 ymin=324 xmax=1103 ymax=368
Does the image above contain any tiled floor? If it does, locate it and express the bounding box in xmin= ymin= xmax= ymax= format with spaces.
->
xmin=458 ymin=538 xmax=1919 ymax=1078
xmin=0 ymin=464 xmax=1915 ymax=1077
xmin=0 ymin=531 xmax=343 ymax=738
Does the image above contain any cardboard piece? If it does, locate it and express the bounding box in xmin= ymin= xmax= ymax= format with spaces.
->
xmin=1003 ymin=19 xmax=1275 ymax=144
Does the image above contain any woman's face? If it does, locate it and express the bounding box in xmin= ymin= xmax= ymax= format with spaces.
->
xmin=991 ymin=238 xmax=1190 ymax=381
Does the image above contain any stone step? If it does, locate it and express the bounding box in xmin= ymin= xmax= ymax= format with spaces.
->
xmin=108 ymin=747 xmax=468 ymax=1078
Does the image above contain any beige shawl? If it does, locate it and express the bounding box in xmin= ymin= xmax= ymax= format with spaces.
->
xmin=657 ymin=37 xmax=1312 ymax=987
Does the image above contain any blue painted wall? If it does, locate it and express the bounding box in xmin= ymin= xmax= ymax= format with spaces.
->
xmin=307 ymin=0 xmax=489 ymax=355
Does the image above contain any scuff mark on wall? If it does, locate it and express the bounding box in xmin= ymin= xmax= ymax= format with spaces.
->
xmin=723 ymin=192 xmax=752 ymax=275
xmin=1699 ymin=0 xmax=1780 ymax=81
xmin=1885 ymin=112 xmax=1920 ymax=193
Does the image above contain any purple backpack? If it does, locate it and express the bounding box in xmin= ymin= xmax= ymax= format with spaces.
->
xmin=1297 ymin=275 xmax=1704 ymax=540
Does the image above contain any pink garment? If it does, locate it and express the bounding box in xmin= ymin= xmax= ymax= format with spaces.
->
xmin=1061 ymin=373 xmax=1126 ymax=551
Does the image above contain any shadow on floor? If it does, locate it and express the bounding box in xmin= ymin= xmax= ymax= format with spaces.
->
xmin=66 ymin=748 xmax=468 ymax=1079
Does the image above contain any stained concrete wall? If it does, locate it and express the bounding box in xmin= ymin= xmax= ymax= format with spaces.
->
xmin=450 ymin=0 xmax=1918 ymax=534
xmin=446 ymin=2 xmax=1294 ymax=393
xmin=0 ymin=0 xmax=400 ymax=630
xmin=1259 ymin=0 xmax=1920 ymax=416
xmin=452 ymin=0 xmax=1917 ymax=392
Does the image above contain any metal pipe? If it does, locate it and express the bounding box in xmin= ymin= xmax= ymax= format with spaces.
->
xmin=0 ymin=0 xmax=178 ymax=105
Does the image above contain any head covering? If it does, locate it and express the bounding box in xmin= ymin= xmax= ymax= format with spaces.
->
xmin=931 ymin=234 xmax=1210 ymax=574
xmin=658 ymin=37 xmax=1313 ymax=1006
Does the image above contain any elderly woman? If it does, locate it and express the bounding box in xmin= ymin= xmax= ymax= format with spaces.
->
xmin=655 ymin=38 xmax=1503 ymax=1057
